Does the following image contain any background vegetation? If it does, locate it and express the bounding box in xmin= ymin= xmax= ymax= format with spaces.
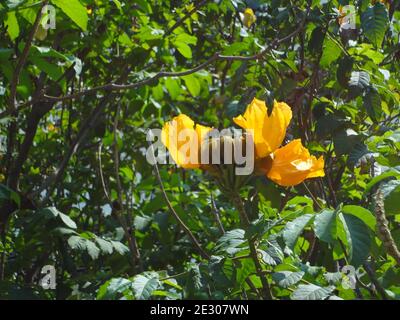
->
xmin=0 ymin=0 xmax=399 ymax=300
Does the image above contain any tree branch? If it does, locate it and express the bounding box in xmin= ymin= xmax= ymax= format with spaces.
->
xmin=7 ymin=14 xmax=309 ymax=115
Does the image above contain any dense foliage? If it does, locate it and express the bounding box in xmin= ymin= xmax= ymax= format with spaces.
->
xmin=0 ymin=0 xmax=399 ymax=300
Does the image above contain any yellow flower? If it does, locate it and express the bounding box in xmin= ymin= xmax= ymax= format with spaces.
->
xmin=161 ymin=114 xmax=212 ymax=169
xmin=233 ymin=98 xmax=292 ymax=158
xmin=161 ymin=97 xmax=325 ymax=188
xmin=234 ymin=99 xmax=324 ymax=186
xmin=242 ymin=8 xmax=257 ymax=28
xmin=266 ymin=139 xmax=325 ymax=186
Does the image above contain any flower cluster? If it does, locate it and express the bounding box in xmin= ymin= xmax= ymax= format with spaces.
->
xmin=161 ymin=98 xmax=325 ymax=188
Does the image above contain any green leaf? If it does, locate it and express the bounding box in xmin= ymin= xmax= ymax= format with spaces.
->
xmin=273 ymin=271 xmax=305 ymax=288
xmin=341 ymin=205 xmax=376 ymax=231
xmin=236 ymin=258 xmax=255 ymax=286
xmin=97 ymin=278 xmax=132 ymax=300
xmin=95 ymin=237 xmax=114 ymax=255
xmin=165 ymin=78 xmax=181 ymax=99
xmin=314 ymin=209 xmax=337 ymax=244
xmin=110 ymin=240 xmax=129 ymax=255
xmin=283 ymin=214 xmax=314 ymax=249
xmin=85 ymin=240 xmax=101 ymax=260
xmin=5 ymin=11 xmax=19 ymax=40
xmin=174 ymin=41 xmax=192 ymax=59
xmin=51 ymin=0 xmax=88 ymax=31
xmin=379 ymin=180 xmax=400 ymax=216
xmin=58 ymin=212 xmax=77 ymax=229
xmin=132 ymin=273 xmax=160 ymax=300
xmin=215 ymin=229 xmax=245 ymax=255
xmin=361 ymin=3 xmax=388 ymax=47
xmin=348 ymin=142 xmax=371 ymax=168
xmin=292 ymin=284 xmax=335 ymax=300
xmin=338 ymin=213 xmax=371 ymax=267
xmin=364 ymin=86 xmax=382 ymax=122
xmin=0 ymin=184 xmax=20 ymax=207
xmin=182 ymin=74 xmax=200 ymax=96
xmin=320 ymin=37 xmax=341 ymax=67
xmin=348 ymin=71 xmax=370 ymax=98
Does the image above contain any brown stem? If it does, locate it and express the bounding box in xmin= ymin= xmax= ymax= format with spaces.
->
xmin=374 ymin=188 xmax=400 ymax=266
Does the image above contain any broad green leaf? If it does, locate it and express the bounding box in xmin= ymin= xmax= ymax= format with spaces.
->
xmin=58 ymin=212 xmax=77 ymax=229
xmin=51 ymin=0 xmax=88 ymax=31
xmin=338 ymin=213 xmax=371 ymax=267
xmin=379 ymin=180 xmax=400 ymax=216
xmin=341 ymin=205 xmax=376 ymax=231
xmin=348 ymin=71 xmax=370 ymax=98
xmin=292 ymin=284 xmax=335 ymax=300
xmin=174 ymin=41 xmax=192 ymax=59
xmin=320 ymin=37 xmax=341 ymax=67
xmin=314 ymin=209 xmax=337 ymax=244
xmin=215 ymin=229 xmax=245 ymax=255
xmin=283 ymin=214 xmax=314 ymax=249
xmin=361 ymin=3 xmax=388 ymax=47
xmin=182 ymin=74 xmax=200 ymax=96
xmin=5 ymin=11 xmax=19 ymax=40
xmin=95 ymin=237 xmax=114 ymax=255
xmin=132 ymin=274 xmax=160 ymax=300
xmin=97 ymin=278 xmax=132 ymax=300
xmin=364 ymin=86 xmax=382 ymax=122
xmin=273 ymin=271 xmax=305 ymax=288
xmin=236 ymin=258 xmax=255 ymax=286
xmin=165 ymin=78 xmax=181 ymax=99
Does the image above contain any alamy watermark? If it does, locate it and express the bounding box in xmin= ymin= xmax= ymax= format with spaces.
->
xmin=39 ymin=265 xmax=56 ymax=289
xmin=339 ymin=5 xmax=356 ymax=30
xmin=41 ymin=5 xmax=56 ymax=30
xmin=339 ymin=265 xmax=366 ymax=290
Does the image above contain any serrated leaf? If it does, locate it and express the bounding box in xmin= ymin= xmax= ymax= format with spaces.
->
xmin=215 ymin=229 xmax=246 ymax=255
xmin=132 ymin=274 xmax=160 ymax=300
xmin=110 ymin=240 xmax=129 ymax=255
xmin=95 ymin=237 xmax=114 ymax=255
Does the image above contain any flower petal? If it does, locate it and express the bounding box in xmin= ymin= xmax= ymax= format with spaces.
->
xmin=266 ymin=139 xmax=325 ymax=186
xmin=161 ymin=114 xmax=200 ymax=169
xmin=233 ymin=98 xmax=292 ymax=158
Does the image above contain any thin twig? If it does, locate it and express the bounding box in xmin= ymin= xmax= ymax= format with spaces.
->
xmin=150 ymin=144 xmax=210 ymax=260
xmin=165 ymin=0 xmax=210 ymax=36
xmin=113 ymin=103 xmax=141 ymax=271
xmin=211 ymin=193 xmax=225 ymax=234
